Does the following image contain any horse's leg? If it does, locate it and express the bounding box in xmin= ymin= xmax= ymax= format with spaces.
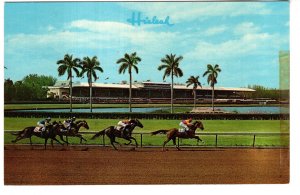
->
xmin=162 ymin=138 xmax=171 ymax=151
xmin=66 ymin=135 xmax=69 ymax=146
xmin=28 ymin=136 xmax=34 ymax=149
xmin=80 ymin=136 xmax=87 ymax=143
xmin=193 ymin=136 xmax=203 ymax=143
xmin=124 ymin=137 xmax=132 ymax=145
xmin=12 ymin=135 xmax=24 ymax=143
xmin=59 ymin=135 xmax=68 ymax=144
xmin=51 ymin=139 xmax=54 ymax=148
xmin=51 ymin=137 xmax=63 ymax=145
xmin=132 ymin=137 xmax=138 ymax=147
xmin=110 ymin=138 xmax=118 ymax=150
xmin=172 ymin=137 xmax=181 ymax=150
xmin=125 ymin=137 xmax=138 ymax=147
xmin=44 ymin=138 xmax=48 ymax=150
xmin=74 ymin=134 xmax=87 ymax=144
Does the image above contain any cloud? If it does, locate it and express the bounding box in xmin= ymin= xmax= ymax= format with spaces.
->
xmin=46 ymin=25 xmax=55 ymax=32
xmin=185 ymin=31 xmax=281 ymax=62
xmin=5 ymin=19 xmax=179 ymax=57
xmin=5 ymin=19 xmax=181 ymax=84
xmin=185 ymin=20 xmax=288 ymax=63
xmin=203 ymin=25 xmax=228 ymax=36
xmin=234 ymin=22 xmax=260 ymax=35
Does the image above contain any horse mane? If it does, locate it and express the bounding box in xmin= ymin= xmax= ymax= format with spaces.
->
xmin=129 ymin=119 xmax=136 ymax=123
xmin=191 ymin=121 xmax=197 ymax=125
xmin=75 ymin=120 xmax=86 ymax=124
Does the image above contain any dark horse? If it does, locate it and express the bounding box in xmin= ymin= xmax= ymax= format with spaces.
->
xmin=11 ymin=121 xmax=64 ymax=149
xmin=91 ymin=119 xmax=143 ymax=150
xmin=55 ymin=120 xmax=90 ymax=145
xmin=151 ymin=121 xmax=204 ymax=151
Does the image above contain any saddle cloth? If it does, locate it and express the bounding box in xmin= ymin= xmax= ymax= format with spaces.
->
xmin=34 ymin=127 xmax=41 ymax=132
xmin=115 ymin=126 xmax=122 ymax=131
xmin=178 ymin=128 xmax=186 ymax=133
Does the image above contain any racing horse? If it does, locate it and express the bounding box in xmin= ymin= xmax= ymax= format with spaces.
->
xmin=91 ymin=119 xmax=143 ymax=150
xmin=150 ymin=121 xmax=204 ymax=151
xmin=11 ymin=121 xmax=64 ymax=149
xmin=55 ymin=120 xmax=90 ymax=145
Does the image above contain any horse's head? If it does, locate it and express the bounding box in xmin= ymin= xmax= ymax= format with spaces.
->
xmin=129 ymin=119 xmax=144 ymax=128
xmin=79 ymin=120 xmax=89 ymax=130
xmin=194 ymin=121 xmax=204 ymax=131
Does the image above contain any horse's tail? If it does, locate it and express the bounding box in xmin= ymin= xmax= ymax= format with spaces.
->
xmin=91 ymin=127 xmax=109 ymax=140
xmin=11 ymin=127 xmax=30 ymax=136
xmin=151 ymin=130 xmax=169 ymax=136
xmin=11 ymin=131 xmax=22 ymax=136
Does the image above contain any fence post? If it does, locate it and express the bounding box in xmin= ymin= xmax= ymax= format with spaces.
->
xmin=215 ymin=134 xmax=218 ymax=147
xmin=253 ymin=134 xmax=256 ymax=148
xmin=140 ymin=133 xmax=143 ymax=148
xmin=102 ymin=135 xmax=105 ymax=147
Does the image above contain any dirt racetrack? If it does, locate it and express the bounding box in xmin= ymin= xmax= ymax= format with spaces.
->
xmin=4 ymin=145 xmax=289 ymax=185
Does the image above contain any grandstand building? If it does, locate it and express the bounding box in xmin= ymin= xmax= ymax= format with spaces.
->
xmin=47 ymin=81 xmax=255 ymax=104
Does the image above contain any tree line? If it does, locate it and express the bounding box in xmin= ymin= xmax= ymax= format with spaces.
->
xmin=4 ymin=74 xmax=57 ymax=101
xmin=244 ymin=85 xmax=289 ymax=101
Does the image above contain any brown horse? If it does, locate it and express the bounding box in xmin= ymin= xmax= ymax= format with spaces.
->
xmin=11 ymin=121 xmax=64 ymax=149
xmin=55 ymin=120 xmax=90 ymax=145
xmin=151 ymin=121 xmax=204 ymax=151
xmin=91 ymin=119 xmax=143 ymax=150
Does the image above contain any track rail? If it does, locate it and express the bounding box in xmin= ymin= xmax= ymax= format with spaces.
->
xmin=5 ymin=130 xmax=289 ymax=148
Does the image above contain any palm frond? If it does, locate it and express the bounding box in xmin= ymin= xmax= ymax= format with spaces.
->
xmin=203 ymin=70 xmax=209 ymax=77
xmin=132 ymin=65 xmax=139 ymax=74
xmin=94 ymin=66 xmax=103 ymax=72
xmin=163 ymin=69 xmax=171 ymax=80
xmin=73 ymin=67 xmax=80 ymax=77
xmin=158 ymin=64 xmax=169 ymax=71
xmin=118 ymin=63 xmax=129 ymax=74
xmin=174 ymin=67 xmax=183 ymax=77
xmin=116 ymin=58 xmax=128 ymax=64
xmin=57 ymin=65 xmax=68 ymax=76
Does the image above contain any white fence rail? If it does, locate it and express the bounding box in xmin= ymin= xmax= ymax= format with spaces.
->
xmin=5 ymin=130 xmax=289 ymax=148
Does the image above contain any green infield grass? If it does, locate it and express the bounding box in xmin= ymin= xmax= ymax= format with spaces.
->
xmin=4 ymin=117 xmax=289 ymax=147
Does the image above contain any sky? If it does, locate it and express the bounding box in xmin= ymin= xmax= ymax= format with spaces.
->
xmin=4 ymin=1 xmax=289 ymax=88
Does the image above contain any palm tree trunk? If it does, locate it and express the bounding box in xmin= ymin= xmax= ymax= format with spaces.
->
xmin=129 ymin=71 xmax=132 ymax=112
xmin=212 ymin=85 xmax=215 ymax=112
xmin=171 ymin=72 xmax=174 ymax=114
xmin=89 ymin=79 xmax=92 ymax=113
xmin=193 ymin=89 xmax=196 ymax=109
xmin=69 ymin=75 xmax=72 ymax=113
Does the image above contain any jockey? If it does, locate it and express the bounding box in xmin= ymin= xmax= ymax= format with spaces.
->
xmin=117 ymin=119 xmax=131 ymax=136
xmin=179 ymin=117 xmax=193 ymax=133
xmin=37 ymin=117 xmax=51 ymax=132
xmin=63 ymin=116 xmax=76 ymax=131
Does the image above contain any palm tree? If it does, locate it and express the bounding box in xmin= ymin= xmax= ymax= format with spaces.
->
xmin=80 ymin=56 xmax=103 ymax=112
xmin=186 ymin=76 xmax=202 ymax=109
xmin=203 ymin=64 xmax=221 ymax=111
xmin=57 ymin=54 xmax=81 ymax=112
xmin=158 ymin=54 xmax=183 ymax=113
xmin=116 ymin=52 xmax=141 ymax=112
